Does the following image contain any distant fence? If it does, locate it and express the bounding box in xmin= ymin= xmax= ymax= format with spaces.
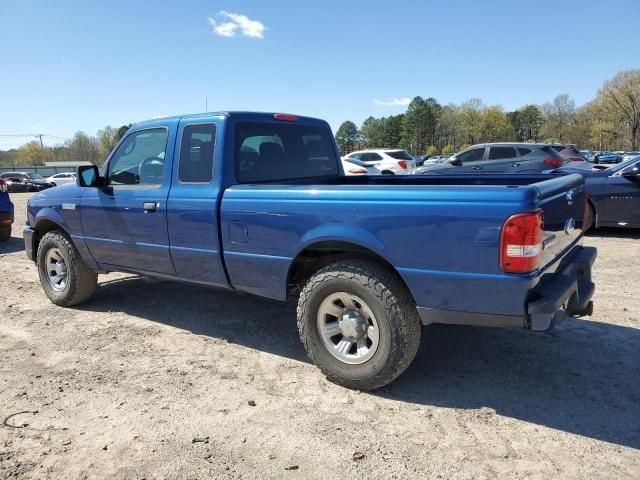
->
xmin=0 ymin=165 xmax=86 ymax=176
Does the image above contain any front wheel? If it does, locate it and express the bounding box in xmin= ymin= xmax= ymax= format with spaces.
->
xmin=297 ymin=259 xmax=421 ymax=390
xmin=37 ymin=231 xmax=98 ymax=306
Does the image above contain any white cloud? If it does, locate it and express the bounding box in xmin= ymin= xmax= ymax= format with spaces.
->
xmin=208 ymin=11 xmax=266 ymax=39
xmin=373 ymin=97 xmax=412 ymax=107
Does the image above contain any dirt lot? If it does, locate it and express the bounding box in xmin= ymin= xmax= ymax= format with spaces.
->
xmin=1 ymin=192 xmax=639 ymax=479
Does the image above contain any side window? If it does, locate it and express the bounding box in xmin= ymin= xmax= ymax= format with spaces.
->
xmin=179 ymin=124 xmax=216 ymax=183
xmin=488 ymin=147 xmax=517 ymax=160
xmin=108 ymin=128 xmax=168 ymax=186
xmin=458 ymin=148 xmax=485 ymax=162
xmin=369 ymin=153 xmax=383 ymax=161
xmin=349 ymin=153 xmax=361 ymax=160
xmin=517 ymin=147 xmax=532 ymax=156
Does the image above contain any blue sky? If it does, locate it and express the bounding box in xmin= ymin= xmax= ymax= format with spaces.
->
xmin=1 ymin=0 xmax=639 ymax=149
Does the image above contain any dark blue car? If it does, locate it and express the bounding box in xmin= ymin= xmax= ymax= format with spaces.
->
xmin=551 ymin=156 xmax=640 ymax=228
xmin=0 ymin=178 xmax=14 ymax=241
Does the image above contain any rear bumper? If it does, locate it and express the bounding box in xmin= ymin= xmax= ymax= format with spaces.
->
xmin=526 ymin=246 xmax=596 ymax=331
xmin=417 ymin=246 xmax=597 ymax=332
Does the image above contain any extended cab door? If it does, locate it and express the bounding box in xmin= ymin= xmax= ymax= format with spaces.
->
xmin=80 ymin=124 xmax=176 ymax=274
xmin=165 ymin=119 xmax=228 ymax=287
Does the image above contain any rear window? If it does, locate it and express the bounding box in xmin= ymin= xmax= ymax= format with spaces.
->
xmin=235 ymin=122 xmax=338 ymax=183
xmin=179 ymin=124 xmax=216 ymax=183
xmin=551 ymin=145 xmax=565 ymax=152
xmin=488 ymin=147 xmax=517 ymax=160
xmin=385 ymin=150 xmax=413 ymax=160
xmin=517 ymin=147 xmax=532 ymax=155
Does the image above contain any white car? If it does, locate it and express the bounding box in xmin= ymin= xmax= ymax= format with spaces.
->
xmin=341 ymin=157 xmax=382 ymax=176
xmin=45 ymin=172 xmax=76 ymax=186
xmin=342 ymin=149 xmax=416 ymax=175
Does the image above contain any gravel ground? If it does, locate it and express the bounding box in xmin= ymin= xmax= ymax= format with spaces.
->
xmin=1 ymin=192 xmax=639 ymax=480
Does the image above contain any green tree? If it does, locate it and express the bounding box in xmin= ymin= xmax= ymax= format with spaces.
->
xmin=509 ymin=105 xmax=543 ymax=142
xmin=458 ymin=98 xmax=484 ymax=144
xmin=360 ymin=117 xmax=385 ymax=148
xmin=97 ymin=126 xmax=120 ymax=159
xmin=597 ymin=69 xmax=640 ymax=150
xmin=335 ymin=121 xmax=359 ymax=154
xmin=400 ymin=96 xmax=441 ymax=154
xmin=115 ymin=124 xmax=131 ymax=143
xmin=480 ymin=107 xmax=515 ymax=143
xmin=541 ymin=94 xmax=576 ymax=141
xmin=65 ymin=131 xmax=100 ymax=164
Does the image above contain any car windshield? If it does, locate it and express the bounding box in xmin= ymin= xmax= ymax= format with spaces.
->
xmin=385 ymin=150 xmax=414 ymax=160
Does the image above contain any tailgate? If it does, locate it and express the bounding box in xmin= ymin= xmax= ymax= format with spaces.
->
xmin=535 ymin=173 xmax=587 ymax=269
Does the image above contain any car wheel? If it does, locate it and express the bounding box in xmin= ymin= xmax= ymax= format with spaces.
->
xmin=297 ymin=259 xmax=421 ymax=390
xmin=0 ymin=225 xmax=10 ymax=242
xmin=37 ymin=231 xmax=98 ymax=306
xmin=585 ymin=202 xmax=596 ymax=230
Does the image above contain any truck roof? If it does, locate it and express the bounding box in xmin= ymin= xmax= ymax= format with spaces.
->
xmin=132 ymin=111 xmax=326 ymax=129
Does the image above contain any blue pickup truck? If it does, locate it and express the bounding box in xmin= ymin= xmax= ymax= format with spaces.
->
xmin=24 ymin=112 xmax=596 ymax=389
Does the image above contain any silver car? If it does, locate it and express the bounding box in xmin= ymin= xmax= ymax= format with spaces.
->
xmin=411 ymin=143 xmax=570 ymax=175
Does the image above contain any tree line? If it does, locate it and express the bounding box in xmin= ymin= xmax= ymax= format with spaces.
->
xmin=0 ymin=125 xmax=130 ymax=167
xmin=335 ymin=69 xmax=640 ymax=156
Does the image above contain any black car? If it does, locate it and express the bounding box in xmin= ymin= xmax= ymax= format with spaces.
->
xmin=549 ymin=144 xmax=590 ymax=162
xmin=0 ymin=172 xmax=56 ymax=192
xmin=550 ymin=156 xmax=640 ymax=228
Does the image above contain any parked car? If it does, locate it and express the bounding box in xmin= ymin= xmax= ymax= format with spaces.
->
xmin=45 ymin=172 xmax=77 ymax=186
xmin=341 ymin=157 xmax=381 ymax=176
xmin=343 ymin=149 xmax=416 ymax=174
xmin=0 ymin=178 xmax=14 ymax=241
xmin=622 ymin=152 xmax=640 ymax=162
xmin=594 ymin=152 xmax=623 ymax=164
xmin=341 ymin=157 xmax=382 ymax=176
xmin=411 ymin=143 xmax=568 ymax=175
xmin=549 ymin=144 xmax=588 ymax=162
xmin=580 ymin=150 xmax=595 ymax=161
xmin=549 ymin=156 xmax=640 ymax=228
xmin=25 ymin=111 xmax=596 ymax=390
xmin=0 ymin=172 xmax=56 ymax=192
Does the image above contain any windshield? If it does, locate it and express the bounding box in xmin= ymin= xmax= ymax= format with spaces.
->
xmin=385 ymin=150 xmax=414 ymax=160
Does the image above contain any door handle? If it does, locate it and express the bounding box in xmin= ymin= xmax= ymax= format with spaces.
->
xmin=510 ymin=163 xmax=521 ymax=167
xmin=143 ymin=202 xmax=158 ymax=212
xmin=472 ymin=166 xmax=482 ymax=170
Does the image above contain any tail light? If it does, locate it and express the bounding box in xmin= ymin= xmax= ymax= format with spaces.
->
xmin=0 ymin=179 xmax=7 ymax=193
xmin=569 ymin=156 xmax=584 ymax=162
xmin=348 ymin=168 xmax=368 ymax=175
xmin=273 ymin=113 xmax=299 ymax=122
xmin=397 ymin=160 xmax=408 ymax=169
xmin=500 ymin=211 xmax=544 ymax=273
xmin=543 ymin=157 xmax=563 ymax=167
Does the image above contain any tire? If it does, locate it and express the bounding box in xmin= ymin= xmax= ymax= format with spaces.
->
xmin=37 ymin=231 xmax=98 ymax=306
xmin=585 ymin=202 xmax=596 ymax=230
xmin=297 ymin=259 xmax=422 ymax=390
xmin=0 ymin=225 xmax=10 ymax=242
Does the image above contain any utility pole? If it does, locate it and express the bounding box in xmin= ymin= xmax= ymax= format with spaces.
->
xmin=36 ymin=134 xmax=44 ymax=149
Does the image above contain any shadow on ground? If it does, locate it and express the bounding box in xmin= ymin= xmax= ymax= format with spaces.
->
xmin=80 ymin=275 xmax=640 ymax=450
xmin=0 ymin=234 xmax=25 ymax=254
xmin=586 ymin=227 xmax=640 ymax=240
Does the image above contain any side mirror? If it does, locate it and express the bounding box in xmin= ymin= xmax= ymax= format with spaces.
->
xmin=449 ymin=157 xmax=462 ymax=166
xmin=622 ymin=162 xmax=640 ymax=178
xmin=77 ymin=165 xmax=105 ymax=187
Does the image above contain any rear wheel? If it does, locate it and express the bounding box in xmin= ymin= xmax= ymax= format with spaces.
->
xmin=0 ymin=225 xmax=10 ymax=242
xmin=37 ymin=231 xmax=98 ymax=306
xmin=585 ymin=202 xmax=596 ymax=230
xmin=297 ymin=259 xmax=421 ymax=390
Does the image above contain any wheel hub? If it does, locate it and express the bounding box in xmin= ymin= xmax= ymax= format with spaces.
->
xmin=339 ymin=310 xmax=367 ymax=340
xmin=316 ymin=292 xmax=380 ymax=365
